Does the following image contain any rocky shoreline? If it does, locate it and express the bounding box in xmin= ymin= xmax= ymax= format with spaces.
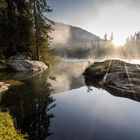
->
xmin=0 ymin=53 xmax=48 ymax=93
xmin=7 ymin=53 xmax=48 ymax=72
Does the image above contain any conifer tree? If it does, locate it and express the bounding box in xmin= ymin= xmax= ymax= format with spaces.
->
xmin=0 ymin=0 xmax=33 ymax=57
xmin=0 ymin=0 xmax=54 ymax=64
xmin=31 ymin=0 xmax=53 ymax=61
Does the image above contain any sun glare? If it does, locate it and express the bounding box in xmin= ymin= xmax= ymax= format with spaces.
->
xmin=113 ymin=38 xmax=125 ymax=48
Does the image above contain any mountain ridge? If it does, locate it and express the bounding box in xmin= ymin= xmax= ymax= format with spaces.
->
xmin=51 ymin=22 xmax=102 ymax=48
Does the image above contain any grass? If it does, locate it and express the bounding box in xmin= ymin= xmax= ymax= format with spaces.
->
xmin=0 ymin=112 xmax=26 ymax=140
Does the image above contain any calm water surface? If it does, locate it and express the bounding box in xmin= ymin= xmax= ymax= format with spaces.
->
xmin=48 ymin=87 xmax=140 ymax=140
xmin=0 ymin=60 xmax=140 ymax=140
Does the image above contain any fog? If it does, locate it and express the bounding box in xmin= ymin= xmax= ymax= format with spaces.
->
xmin=51 ymin=23 xmax=71 ymax=46
xmin=49 ymin=0 xmax=140 ymax=42
xmin=49 ymin=61 xmax=88 ymax=93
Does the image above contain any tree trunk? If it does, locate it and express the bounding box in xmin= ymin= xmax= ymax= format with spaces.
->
xmin=33 ymin=1 xmax=40 ymax=61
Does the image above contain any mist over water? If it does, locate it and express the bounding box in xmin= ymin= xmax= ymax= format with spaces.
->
xmin=49 ymin=60 xmax=88 ymax=93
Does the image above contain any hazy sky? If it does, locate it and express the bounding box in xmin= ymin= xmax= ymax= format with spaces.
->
xmin=48 ymin=0 xmax=140 ymax=45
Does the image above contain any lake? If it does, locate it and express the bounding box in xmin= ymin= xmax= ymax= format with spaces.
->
xmin=0 ymin=59 xmax=140 ymax=140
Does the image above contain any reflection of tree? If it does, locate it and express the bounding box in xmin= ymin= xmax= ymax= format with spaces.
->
xmin=0 ymin=71 xmax=56 ymax=140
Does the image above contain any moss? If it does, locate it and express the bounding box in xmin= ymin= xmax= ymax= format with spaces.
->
xmin=0 ymin=59 xmax=8 ymax=71
xmin=0 ymin=112 xmax=26 ymax=140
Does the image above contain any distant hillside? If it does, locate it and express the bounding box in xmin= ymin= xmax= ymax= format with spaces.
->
xmin=51 ymin=22 xmax=102 ymax=48
xmin=50 ymin=23 xmax=140 ymax=59
xmin=50 ymin=22 xmax=113 ymax=59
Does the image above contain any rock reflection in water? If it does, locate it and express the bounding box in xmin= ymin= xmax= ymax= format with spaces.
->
xmin=0 ymin=71 xmax=56 ymax=140
xmin=47 ymin=87 xmax=140 ymax=140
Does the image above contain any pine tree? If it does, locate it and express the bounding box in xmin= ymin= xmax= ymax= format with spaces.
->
xmin=0 ymin=0 xmax=33 ymax=58
xmin=0 ymin=0 xmax=54 ymax=64
xmin=31 ymin=0 xmax=53 ymax=61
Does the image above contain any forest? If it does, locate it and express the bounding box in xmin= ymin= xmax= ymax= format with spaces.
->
xmin=0 ymin=0 xmax=54 ymax=139
xmin=1 ymin=0 xmax=140 ymax=140
xmin=0 ymin=0 xmax=54 ymax=67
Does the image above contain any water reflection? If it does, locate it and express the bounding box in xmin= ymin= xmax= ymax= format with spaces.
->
xmin=0 ymin=71 xmax=56 ymax=140
xmin=49 ymin=60 xmax=88 ymax=93
xmin=85 ymin=77 xmax=140 ymax=102
xmin=47 ymin=87 xmax=140 ymax=140
xmin=1 ymin=60 xmax=140 ymax=140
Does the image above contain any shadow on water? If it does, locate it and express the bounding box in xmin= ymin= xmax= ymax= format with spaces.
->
xmin=0 ymin=71 xmax=56 ymax=140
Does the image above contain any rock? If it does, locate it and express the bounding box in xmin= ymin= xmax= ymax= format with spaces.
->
xmin=83 ymin=60 xmax=140 ymax=102
xmin=0 ymin=82 xmax=10 ymax=93
xmin=9 ymin=53 xmax=31 ymax=60
xmin=8 ymin=54 xmax=48 ymax=72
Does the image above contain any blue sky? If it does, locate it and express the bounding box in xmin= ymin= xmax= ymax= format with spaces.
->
xmin=48 ymin=0 xmax=90 ymax=22
xmin=48 ymin=0 xmax=140 ymax=45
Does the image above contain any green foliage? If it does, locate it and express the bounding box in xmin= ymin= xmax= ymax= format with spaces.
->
xmin=0 ymin=0 xmax=34 ymax=58
xmin=40 ymin=46 xmax=56 ymax=66
xmin=0 ymin=112 xmax=26 ymax=140
xmin=0 ymin=0 xmax=54 ymax=66
xmin=32 ymin=0 xmax=53 ymax=61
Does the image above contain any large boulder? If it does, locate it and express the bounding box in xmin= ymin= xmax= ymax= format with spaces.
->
xmin=8 ymin=54 xmax=48 ymax=72
xmin=83 ymin=60 xmax=140 ymax=102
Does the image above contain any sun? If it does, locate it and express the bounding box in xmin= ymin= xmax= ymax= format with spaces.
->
xmin=112 ymin=38 xmax=125 ymax=48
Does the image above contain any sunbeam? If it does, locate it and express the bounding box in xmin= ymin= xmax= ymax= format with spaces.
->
xmin=123 ymin=63 xmax=137 ymax=100
xmin=113 ymin=38 xmax=126 ymax=48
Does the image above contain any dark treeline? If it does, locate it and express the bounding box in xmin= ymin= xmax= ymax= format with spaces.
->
xmin=55 ymin=35 xmax=140 ymax=60
xmin=0 ymin=0 xmax=54 ymax=65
